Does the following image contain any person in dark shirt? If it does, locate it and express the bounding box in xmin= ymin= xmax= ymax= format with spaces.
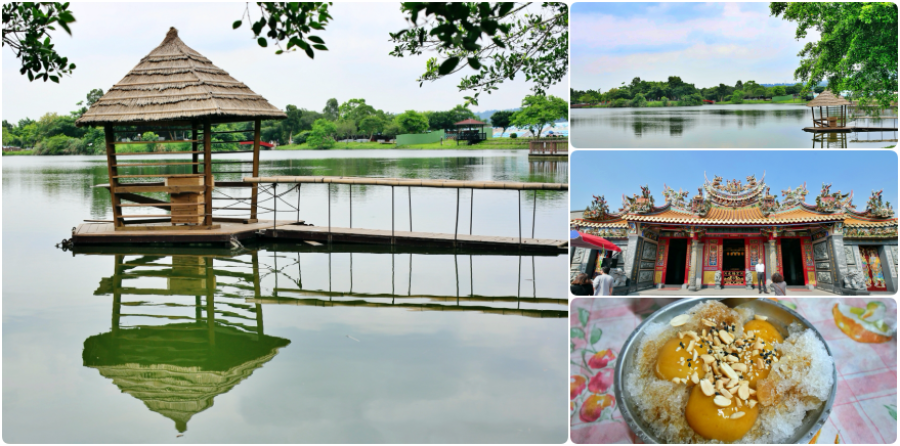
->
xmin=570 ymin=273 xmax=594 ymax=296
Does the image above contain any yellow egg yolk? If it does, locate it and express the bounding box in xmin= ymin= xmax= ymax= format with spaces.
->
xmin=655 ymin=337 xmax=706 ymax=381
xmin=741 ymin=319 xmax=783 ymax=388
xmin=685 ymin=384 xmax=759 ymax=442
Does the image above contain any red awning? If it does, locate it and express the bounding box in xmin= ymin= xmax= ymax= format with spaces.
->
xmin=238 ymin=141 xmax=274 ymax=148
xmin=454 ymin=118 xmax=487 ymax=126
xmin=570 ymin=230 xmax=622 ymax=252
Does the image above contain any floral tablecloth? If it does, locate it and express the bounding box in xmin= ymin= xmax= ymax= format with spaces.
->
xmin=570 ymin=298 xmax=898 ymax=444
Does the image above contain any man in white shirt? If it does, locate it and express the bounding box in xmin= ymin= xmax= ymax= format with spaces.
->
xmin=593 ymin=267 xmax=615 ymax=296
xmin=755 ymin=261 xmax=768 ymax=294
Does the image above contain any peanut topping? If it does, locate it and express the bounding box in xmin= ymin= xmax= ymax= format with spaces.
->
xmin=700 ymin=379 xmax=715 ymax=396
xmin=670 ymin=314 xmax=690 ymax=327
xmin=713 ymin=395 xmax=732 ymax=407
xmin=731 ymin=411 xmax=746 ymax=419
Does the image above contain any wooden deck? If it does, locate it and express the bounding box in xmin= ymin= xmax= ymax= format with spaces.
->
xmin=71 ymin=221 xmax=568 ymax=253
xmin=72 ymin=220 xmax=301 ymax=245
xmin=262 ymin=225 xmax=568 ymax=253
xmin=802 ymin=126 xmax=898 ymax=133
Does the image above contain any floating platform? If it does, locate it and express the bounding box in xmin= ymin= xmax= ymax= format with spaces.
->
xmin=802 ymin=126 xmax=898 ymax=133
xmin=262 ymin=225 xmax=568 ymax=254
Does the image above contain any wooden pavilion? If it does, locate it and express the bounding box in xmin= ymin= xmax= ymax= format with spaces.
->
xmin=76 ymin=27 xmax=286 ymax=231
xmin=454 ymin=118 xmax=488 ymax=145
xmin=807 ymin=90 xmax=850 ymax=129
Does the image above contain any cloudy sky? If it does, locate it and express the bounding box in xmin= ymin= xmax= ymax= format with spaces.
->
xmin=571 ymin=2 xmax=819 ymax=91
xmin=2 ymin=2 xmax=566 ymax=122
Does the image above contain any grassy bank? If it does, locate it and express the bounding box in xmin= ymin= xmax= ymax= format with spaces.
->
xmin=275 ymin=137 xmax=532 ymax=150
xmin=2 ymin=149 xmax=34 ymax=156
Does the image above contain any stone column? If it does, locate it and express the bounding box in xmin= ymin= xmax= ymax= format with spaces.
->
xmin=623 ymin=234 xmax=640 ymax=293
xmin=829 ymin=232 xmax=849 ymax=294
xmin=767 ymin=239 xmax=778 ymax=293
xmin=687 ymin=239 xmax=704 ymax=291
xmin=879 ymin=244 xmax=898 ymax=294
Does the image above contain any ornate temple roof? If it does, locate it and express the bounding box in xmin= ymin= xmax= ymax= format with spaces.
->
xmin=572 ymin=174 xmax=897 ymax=235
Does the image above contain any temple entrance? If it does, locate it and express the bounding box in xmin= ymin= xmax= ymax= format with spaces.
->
xmin=860 ymin=246 xmax=887 ymax=291
xmin=665 ymin=239 xmax=688 ymax=284
xmin=780 ymin=239 xmax=805 ymax=286
xmin=722 ymin=239 xmax=745 ymax=286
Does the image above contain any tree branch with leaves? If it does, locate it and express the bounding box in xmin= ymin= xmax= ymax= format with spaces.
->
xmin=2 ymin=2 xmax=77 ymax=83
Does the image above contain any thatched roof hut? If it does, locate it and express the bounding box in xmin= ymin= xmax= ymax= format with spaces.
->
xmin=806 ymin=90 xmax=850 ymax=128
xmin=76 ymin=27 xmax=285 ymax=127
xmin=806 ymin=90 xmax=850 ymax=107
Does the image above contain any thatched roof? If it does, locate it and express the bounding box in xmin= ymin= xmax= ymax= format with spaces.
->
xmin=807 ymin=90 xmax=850 ymax=107
xmin=76 ymin=27 xmax=286 ymax=127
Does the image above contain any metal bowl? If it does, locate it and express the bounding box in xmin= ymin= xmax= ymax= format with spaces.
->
xmin=613 ymin=298 xmax=837 ymax=444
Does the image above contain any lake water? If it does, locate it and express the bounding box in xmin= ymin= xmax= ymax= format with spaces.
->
xmin=571 ymin=104 xmax=898 ymax=148
xmin=2 ymin=150 xmax=569 ymax=443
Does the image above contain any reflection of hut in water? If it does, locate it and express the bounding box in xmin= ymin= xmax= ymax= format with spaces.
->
xmin=84 ymin=252 xmax=289 ymax=433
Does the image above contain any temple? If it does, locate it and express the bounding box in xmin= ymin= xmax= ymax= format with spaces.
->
xmin=570 ymin=173 xmax=898 ymax=295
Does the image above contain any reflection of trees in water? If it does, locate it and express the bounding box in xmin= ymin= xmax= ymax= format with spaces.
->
xmin=528 ymin=160 xmax=568 ymax=177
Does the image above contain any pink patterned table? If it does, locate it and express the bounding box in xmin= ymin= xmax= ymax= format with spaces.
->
xmin=570 ymin=298 xmax=897 ymax=444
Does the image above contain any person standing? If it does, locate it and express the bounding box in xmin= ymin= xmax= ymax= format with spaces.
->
xmin=593 ymin=267 xmax=615 ymax=296
xmin=570 ymin=273 xmax=594 ymax=296
xmin=755 ymin=261 xmax=768 ymax=294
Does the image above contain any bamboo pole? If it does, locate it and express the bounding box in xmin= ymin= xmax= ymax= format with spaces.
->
xmin=191 ymin=122 xmax=199 ymax=174
xmin=203 ymin=121 xmax=213 ymax=226
xmin=242 ymin=176 xmax=567 ymax=190
xmin=250 ymin=119 xmax=261 ymax=220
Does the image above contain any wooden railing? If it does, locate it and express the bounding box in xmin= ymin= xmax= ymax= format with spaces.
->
xmin=528 ymin=139 xmax=568 ymax=155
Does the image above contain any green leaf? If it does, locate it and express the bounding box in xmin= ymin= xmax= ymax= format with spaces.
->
xmin=307 ymin=35 xmax=324 ymax=44
xmin=590 ymin=327 xmax=603 ymax=345
xmin=304 ymin=45 xmax=315 ymax=59
xmin=578 ymin=308 xmax=589 ymax=327
xmin=467 ymin=57 xmax=482 ymax=69
xmin=312 ymin=44 xmax=328 ymax=51
xmin=571 ymin=327 xmax=585 ymax=340
xmin=497 ymin=2 xmax=515 ymax=17
xmin=438 ymin=57 xmax=460 ymax=75
xmin=48 ymin=75 xmax=59 ymax=83
xmin=257 ymin=37 xmax=268 ymax=48
xmin=232 ymin=20 xmax=242 ymax=29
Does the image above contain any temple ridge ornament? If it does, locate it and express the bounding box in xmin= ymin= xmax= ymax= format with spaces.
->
xmin=621 ymin=185 xmax=655 ymax=214
xmin=690 ymin=188 xmax=711 ymax=216
xmin=662 ymin=184 xmax=689 ymax=209
xmin=865 ymin=189 xmax=894 ymax=218
xmin=583 ymin=195 xmax=611 ymax=220
xmin=780 ymin=182 xmax=809 ymax=209
xmin=815 ymin=183 xmax=854 ymax=213
xmin=759 ymin=186 xmax=778 ymax=216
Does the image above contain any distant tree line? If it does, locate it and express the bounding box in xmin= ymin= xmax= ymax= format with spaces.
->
xmin=3 ymin=88 xmax=563 ymax=153
xmin=571 ymin=77 xmax=822 ymax=107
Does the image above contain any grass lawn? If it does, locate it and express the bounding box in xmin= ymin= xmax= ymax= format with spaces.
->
xmin=715 ymin=98 xmax=807 ymax=105
xmin=275 ymin=137 xmax=533 ymax=150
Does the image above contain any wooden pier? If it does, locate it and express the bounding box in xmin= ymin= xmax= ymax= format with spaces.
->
xmin=72 ymin=220 xmax=300 ymax=245
xmin=528 ymin=139 xmax=568 ymax=158
xmin=802 ymin=126 xmax=899 ymax=133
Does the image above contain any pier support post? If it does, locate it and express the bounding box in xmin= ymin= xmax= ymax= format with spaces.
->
xmin=469 ymin=189 xmax=474 ymax=235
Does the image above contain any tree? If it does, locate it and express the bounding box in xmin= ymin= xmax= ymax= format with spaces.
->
xmin=282 ymin=104 xmax=303 ymax=144
xmin=358 ymin=115 xmax=383 ymax=139
xmin=394 ymin=110 xmax=429 ymax=134
xmin=731 ymin=91 xmax=744 ymax=104
xmin=773 ymin=86 xmax=787 ymax=97
xmin=306 ymin=119 xmax=336 ymax=149
xmin=510 ymin=94 xmax=567 ymax=137
xmin=631 ymin=93 xmax=647 ymax=107
xmin=389 ymin=2 xmax=568 ymax=105
xmin=322 ymin=98 xmax=339 ymax=121
xmin=490 ymin=110 xmax=514 ymax=135
xmin=73 ymin=88 xmax=104 ymax=117
xmin=141 ymin=131 xmax=160 ymax=152
xmin=2 ymin=2 xmax=77 ymax=83
xmin=335 ymin=119 xmax=357 ymax=144
xmin=735 ymin=80 xmax=743 ymax=91
xmin=771 ymin=2 xmax=897 ymax=107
